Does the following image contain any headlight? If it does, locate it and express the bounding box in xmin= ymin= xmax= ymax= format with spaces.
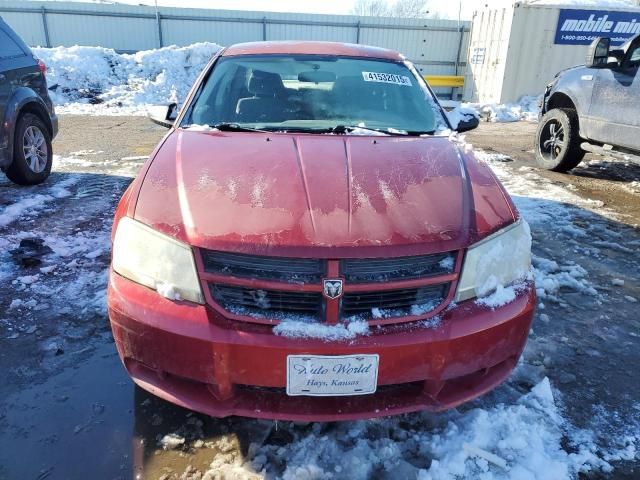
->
xmin=455 ymin=220 xmax=531 ymax=302
xmin=112 ymin=217 xmax=204 ymax=304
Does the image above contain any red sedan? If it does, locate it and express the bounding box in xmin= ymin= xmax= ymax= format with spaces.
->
xmin=108 ymin=41 xmax=534 ymax=421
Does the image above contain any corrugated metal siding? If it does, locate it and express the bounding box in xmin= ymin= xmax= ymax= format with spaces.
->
xmin=161 ymin=19 xmax=263 ymax=47
xmin=0 ymin=0 xmax=470 ymax=82
xmin=46 ymin=12 xmax=158 ymax=51
xmin=464 ymin=6 xmax=514 ymax=103
xmin=0 ymin=10 xmax=46 ymax=46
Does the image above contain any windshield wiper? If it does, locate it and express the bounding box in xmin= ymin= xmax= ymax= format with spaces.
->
xmin=211 ymin=123 xmax=270 ymax=133
xmin=261 ymin=126 xmax=328 ymax=134
xmin=329 ymin=125 xmax=435 ymax=136
xmin=329 ymin=125 xmax=408 ymax=136
xmin=406 ymin=130 xmax=436 ymax=136
xmin=208 ymin=123 xmax=435 ymax=136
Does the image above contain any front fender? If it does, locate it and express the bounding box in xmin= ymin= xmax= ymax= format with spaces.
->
xmin=544 ymin=67 xmax=594 ymax=119
xmin=0 ymin=87 xmax=53 ymax=169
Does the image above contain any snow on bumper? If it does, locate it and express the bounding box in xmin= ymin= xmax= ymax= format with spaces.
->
xmin=108 ymin=272 xmax=535 ymax=421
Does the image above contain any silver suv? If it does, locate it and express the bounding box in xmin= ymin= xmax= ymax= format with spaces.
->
xmin=535 ymin=34 xmax=640 ymax=172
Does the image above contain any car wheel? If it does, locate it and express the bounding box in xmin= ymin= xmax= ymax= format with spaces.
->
xmin=534 ymin=108 xmax=585 ymax=172
xmin=5 ymin=113 xmax=53 ymax=185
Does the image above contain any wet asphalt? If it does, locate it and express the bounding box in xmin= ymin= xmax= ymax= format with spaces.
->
xmin=0 ymin=116 xmax=638 ymax=479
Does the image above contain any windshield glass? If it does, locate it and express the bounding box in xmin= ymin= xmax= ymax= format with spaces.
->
xmin=183 ymin=55 xmax=446 ymax=134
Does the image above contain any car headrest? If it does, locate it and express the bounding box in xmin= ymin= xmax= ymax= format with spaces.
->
xmin=248 ymin=71 xmax=285 ymax=96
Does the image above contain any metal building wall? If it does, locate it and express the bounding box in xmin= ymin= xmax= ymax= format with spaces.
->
xmin=0 ymin=0 xmax=470 ymax=82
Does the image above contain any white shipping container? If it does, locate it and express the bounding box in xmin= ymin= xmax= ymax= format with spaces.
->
xmin=464 ymin=2 xmax=640 ymax=104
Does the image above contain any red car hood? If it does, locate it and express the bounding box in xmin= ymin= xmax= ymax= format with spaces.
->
xmin=134 ymin=130 xmax=516 ymax=257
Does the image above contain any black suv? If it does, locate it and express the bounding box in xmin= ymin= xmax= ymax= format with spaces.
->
xmin=0 ymin=16 xmax=58 ymax=185
xmin=535 ymin=34 xmax=640 ymax=172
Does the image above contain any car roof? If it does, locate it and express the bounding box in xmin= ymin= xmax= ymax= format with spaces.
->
xmin=222 ymin=41 xmax=405 ymax=61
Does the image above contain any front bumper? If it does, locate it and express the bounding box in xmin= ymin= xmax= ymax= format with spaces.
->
xmin=108 ymin=272 xmax=535 ymax=421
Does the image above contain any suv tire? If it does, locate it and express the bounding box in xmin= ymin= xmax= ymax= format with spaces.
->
xmin=5 ymin=113 xmax=53 ymax=185
xmin=535 ymin=108 xmax=585 ymax=172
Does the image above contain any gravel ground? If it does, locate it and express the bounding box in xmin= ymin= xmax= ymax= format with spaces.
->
xmin=0 ymin=116 xmax=638 ymax=479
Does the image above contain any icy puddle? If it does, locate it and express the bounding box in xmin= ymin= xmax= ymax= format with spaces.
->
xmin=1 ymin=347 xmax=636 ymax=479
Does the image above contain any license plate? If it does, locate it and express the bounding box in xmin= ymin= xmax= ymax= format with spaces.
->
xmin=286 ymin=354 xmax=379 ymax=396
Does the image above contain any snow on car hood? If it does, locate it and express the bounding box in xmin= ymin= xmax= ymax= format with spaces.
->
xmin=134 ymin=130 xmax=516 ymax=256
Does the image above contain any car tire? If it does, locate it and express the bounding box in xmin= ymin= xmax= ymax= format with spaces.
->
xmin=5 ymin=113 xmax=53 ymax=185
xmin=534 ymin=108 xmax=585 ymax=172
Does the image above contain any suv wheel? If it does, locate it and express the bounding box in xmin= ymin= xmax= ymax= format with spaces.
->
xmin=535 ymin=108 xmax=585 ymax=172
xmin=5 ymin=113 xmax=53 ymax=185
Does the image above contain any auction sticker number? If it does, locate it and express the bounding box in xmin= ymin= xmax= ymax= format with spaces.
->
xmin=286 ymin=354 xmax=379 ymax=396
xmin=362 ymin=72 xmax=412 ymax=86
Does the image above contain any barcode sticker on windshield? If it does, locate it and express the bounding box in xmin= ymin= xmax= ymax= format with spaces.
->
xmin=362 ymin=72 xmax=412 ymax=86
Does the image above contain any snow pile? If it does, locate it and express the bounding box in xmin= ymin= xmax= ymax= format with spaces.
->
xmin=477 ymin=282 xmax=526 ymax=308
xmin=532 ymin=255 xmax=598 ymax=299
xmin=181 ymin=377 xmax=638 ymax=480
xmin=273 ymin=319 xmax=370 ymax=341
xmin=445 ymin=95 xmax=541 ymax=125
xmin=155 ymin=282 xmax=182 ymax=301
xmin=34 ymin=43 xmax=222 ymax=115
xmin=160 ymin=433 xmax=186 ymax=450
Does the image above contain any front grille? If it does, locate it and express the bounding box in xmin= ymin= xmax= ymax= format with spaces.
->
xmin=210 ymin=284 xmax=322 ymax=317
xmin=342 ymin=284 xmax=449 ymax=319
xmin=202 ymin=250 xmax=325 ymax=283
xmin=341 ymin=252 xmax=455 ymax=283
xmin=202 ymin=249 xmax=457 ymax=325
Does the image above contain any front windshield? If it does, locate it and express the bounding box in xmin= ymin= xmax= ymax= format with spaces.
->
xmin=183 ymin=54 xmax=446 ymax=134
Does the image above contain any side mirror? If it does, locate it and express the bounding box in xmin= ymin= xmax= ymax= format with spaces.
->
xmin=148 ymin=103 xmax=178 ymax=128
xmin=456 ymin=116 xmax=480 ymax=133
xmin=586 ymin=37 xmax=611 ymax=68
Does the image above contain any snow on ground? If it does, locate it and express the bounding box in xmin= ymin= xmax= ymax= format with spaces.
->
xmin=0 ymin=155 xmax=130 ymax=345
xmin=471 ymin=148 xmax=614 ymax=303
xmin=34 ymin=43 xmax=222 ymax=115
xmin=445 ymin=96 xmax=541 ymax=125
xmin=0 ymin=176 xmax=78 ymax=228
xmin=160 ymin=372 xmax=638 ymax=479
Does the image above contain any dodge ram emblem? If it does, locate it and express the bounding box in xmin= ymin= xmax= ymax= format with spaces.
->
xmin=323 ymin=279 xmax=344 ymax=299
